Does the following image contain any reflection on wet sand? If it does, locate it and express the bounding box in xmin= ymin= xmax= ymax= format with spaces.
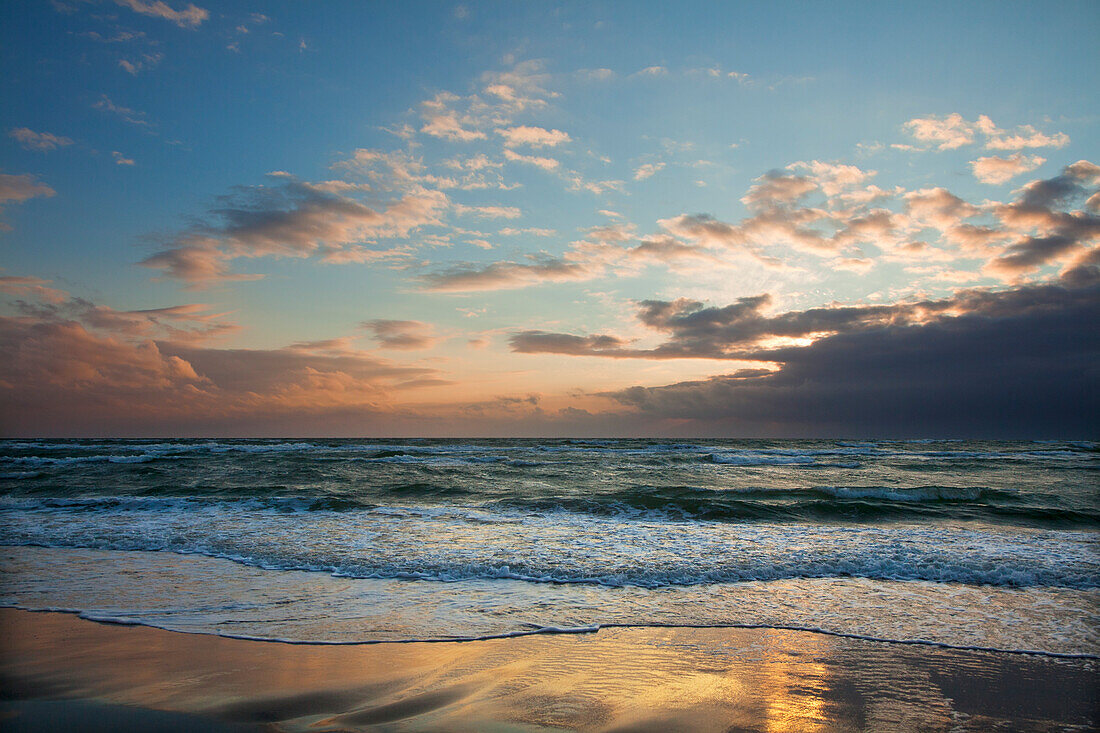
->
xmin=0 ymin=609 xmax=1095 ymax=731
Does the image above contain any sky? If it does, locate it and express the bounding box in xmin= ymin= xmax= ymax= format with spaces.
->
xmin=1 ymin=0 xmax=1097 ymax=438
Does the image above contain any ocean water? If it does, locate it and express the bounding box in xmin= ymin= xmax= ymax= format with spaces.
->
xmin=1 ymin=438 xmax=1097 ymax=656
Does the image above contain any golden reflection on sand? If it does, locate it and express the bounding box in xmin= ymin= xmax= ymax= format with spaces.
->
xmin=754 ymin=632 xmax=831 ymax=733
xmin=1 ymin=610 xmax=1095 ymax=732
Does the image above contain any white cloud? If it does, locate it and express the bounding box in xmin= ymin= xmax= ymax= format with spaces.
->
xmin=496 ymin=125 xmax=571 ymax=148
xmin=970 ymin=154 xmax=1045 ymax=185
xmin=903 ymin=113 xmax=975 ymax=150
xmin=633 ymin=162 xmax=665 ymax=181
xmin=504 ymin=149 xmax=560 ymax=171
xmin=454 ymin=204 xmax=522 ymax=219
xmin=499 ymin=227 xmax=555 ymax=236
xmin=903 ymin=114 xmax=1069 ymax=152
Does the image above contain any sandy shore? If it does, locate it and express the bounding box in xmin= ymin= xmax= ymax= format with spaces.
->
xmin=0 ymin=608 xmax=1095 ymax=732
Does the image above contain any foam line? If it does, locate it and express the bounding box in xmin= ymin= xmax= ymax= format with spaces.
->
xmin=4 ymin=605 xmax=1096 ymax=660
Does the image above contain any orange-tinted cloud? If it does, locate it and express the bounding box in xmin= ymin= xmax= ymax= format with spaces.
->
xmin=114 ymin=0 xmax=208 ymax=28
xmin=8 ymin=128 xmax=73 ymax=152
xmin=970 ymin=154 xmax=1045 ymax=184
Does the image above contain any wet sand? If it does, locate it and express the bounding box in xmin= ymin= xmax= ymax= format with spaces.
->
xmin=0 ymin=608 xmax=1095 ymax=732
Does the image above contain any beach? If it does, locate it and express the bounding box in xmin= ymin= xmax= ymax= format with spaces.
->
xmin=2 ymin=608 xmax=1096 ymax=732
xmin=1 ymin=438 xmax=1097 ymax=730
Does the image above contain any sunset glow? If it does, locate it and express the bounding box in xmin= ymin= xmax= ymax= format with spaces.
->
xmin=2 ymin=1 xmax=1096 ymax=437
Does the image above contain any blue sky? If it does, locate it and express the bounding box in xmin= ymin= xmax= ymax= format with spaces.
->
xmin=1 ymin=1 xmax=1097 ymax=436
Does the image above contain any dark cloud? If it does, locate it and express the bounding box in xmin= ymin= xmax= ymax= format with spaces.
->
xmin=986 ymin=161 xmax=1100 ymax=276
xmin=141 ymin=176 xmax=445 ymax=286
xmin=509 ymin=254 xmax=1100 ymax=363
xmin=362 ymin=319 xmax=436 ymax=350
xmin=604 ymin=267 xmax=1100 ymax=437
xmin=422 ymin=257 xmax=590 ymax=292
xmin=510 ymin=331 xmax=630 ymax=355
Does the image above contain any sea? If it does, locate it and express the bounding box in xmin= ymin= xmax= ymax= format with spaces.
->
xmin=1 ymin=438 xmax=1096 ymax=657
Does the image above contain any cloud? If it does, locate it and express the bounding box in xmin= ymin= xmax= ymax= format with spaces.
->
xmin=508 ymin=261 xmax=1100 ymax=363
xmin=0 ymin=172 xmax=56 ymax=228
xmin=970 ymin=154 xmax=1046 ymax=184
xmin=904 ymin=187 xmax=978 ymax=230
xmin=415 ymin=63 xmax=565 ymax=147
xmin=421 ymin=114 xmax=486 ymax=142
xmin=2 ymin=281 xmax=241 ymax=345
xmin=480 ymin=59 xmax=557 ymax=116
xmin=443 ymin=154 xmax=501 ymax=171
xmin=0 ymin=276 xmax=68 ymax=303
xmin=419 ymin=92 xmax=487 ymax=142
xmin=0 ymin=173 xmax=56 ymax=205
xmin=498 ymin=227 xmax=555 ymax=237
xmin=139 ymin=239 xmax=260 ymax=286
xmin=903 ymin=113 xmax=975 ymax=150
xmin=423 ymin=219 xmax=725 ymax=293
xmin=740 ymin=169 xmax=817 ymax=208
xmin=362 ymin=319 xmax=436 ymax=350
xmin=603 ymin=267 xmax=1099 ymax=437
xmin=93 ymin=95 xmax=150 ymax=127
xmin=627 ymin=235 xmax=719 ymax=264
xmin=565 ymin=175 xmax=624 ymax=195
xmin=902 ymin=114 xmax=1069 ymax=152
xmin=0 ymin=284 xmax=449 ymax=434
xmin=981 ymin=121 xmax=1070 ymax=151
xmin=438 ymin=153 xmax=508 ymax=189
xmin=112 ymin=151 xmax=135 ymax=166
xmin=79 ymin=30 xmax=147 ymax=43
xmin=334 ymin=148 xmax=463 ymax=190
xmin=114 ymin=0 xmax=208 ymax=28
xmin=440 ymin=151 xmax=1093 ymax=292
xmin=118 ymin=52 xmax=163 ymax=74
xmin=789 ymin=160 xmax=875 ymax=197
xmin=496 ymin=125 xmax=571 ymax=148
xmin=503 ymin=148 xmax=559 ymax=170
xmin=984 ymin=161 xmax=1100 ymax=277
xmin=632 ymin=66 xmax=668 ymax=77
xmin=422 ymin=257 xmax=591 ymax=292
xmin=655 ymin=213 xmax=780 ymax=265
xmin=8 ymin=128 xmax=73 ymax=152
xmin=633 ymin=162 xmax=664 ymax=181
xmin=141 ymin=175 xmax=448 ymax=286
xmin=454 ymin=204 xmax=521 ymax=219
xmin=0 ymin=319 xmax=443 ymax=435
xmin=510 ymin=331 xmax=630 ymax=355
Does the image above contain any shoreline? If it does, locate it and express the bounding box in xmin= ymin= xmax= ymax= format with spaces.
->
xmin=6 ymin=603 xmax=1098 ymax=661
xmin=2 ymin=608 xmax=1096 ymax=732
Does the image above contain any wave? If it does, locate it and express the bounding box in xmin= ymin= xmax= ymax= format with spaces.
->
xmin=2 ymin=532 xmax=1095 ymax=589
xmin=815 ymin=485 xmax=985 ymax=501
xmin=2 ymin=484 xmax=1096 ymax=527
